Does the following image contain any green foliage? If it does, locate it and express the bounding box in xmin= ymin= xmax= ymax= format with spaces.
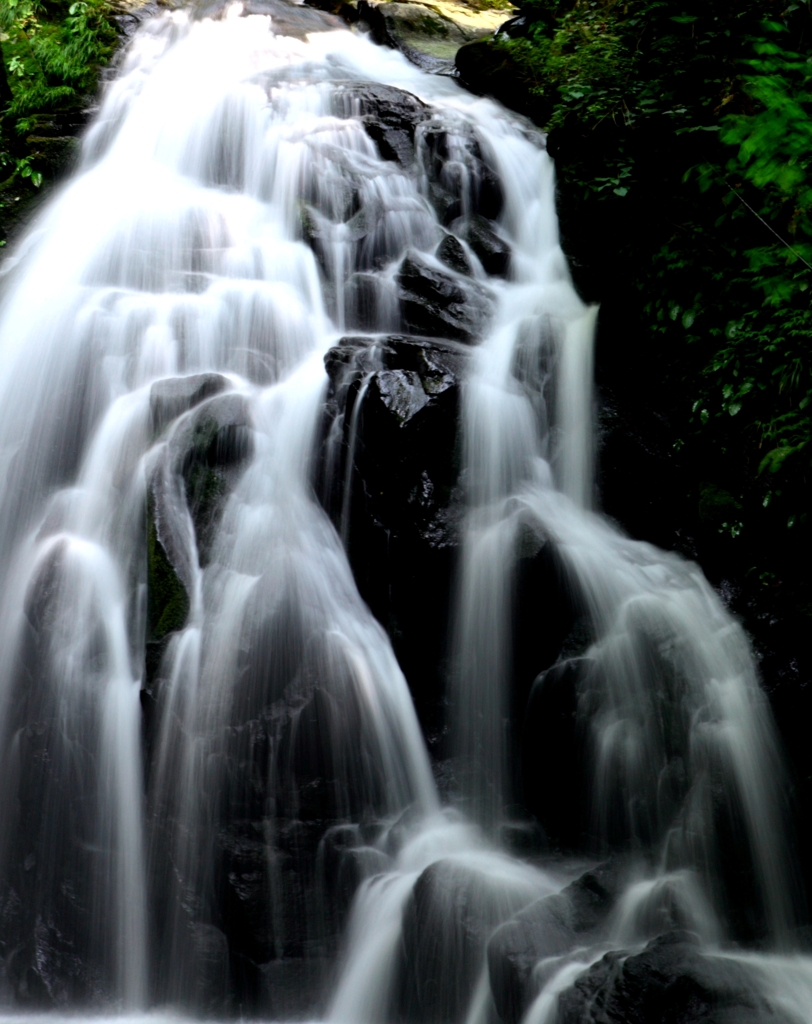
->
xmin=147 ymin=500 xmax=190 ymax=641
xmin=0 ymin=0 xmax=116 ymax=242
xmin=486 ymin=0 xmax=812 ymax=586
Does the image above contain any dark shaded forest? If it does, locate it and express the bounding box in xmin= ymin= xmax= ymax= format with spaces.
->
xmin=456 ymin=0 xmax=812 ymax=844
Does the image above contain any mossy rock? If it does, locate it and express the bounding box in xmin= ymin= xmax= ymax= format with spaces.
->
xmin=147 ymin=491 xmax=190 ymax=643
xmin=698 ymin=482 xmax=742 ymax=526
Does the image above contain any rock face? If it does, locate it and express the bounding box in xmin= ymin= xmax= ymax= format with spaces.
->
xmin=145 ymin=381 xmax=254 ymax=690
xmin=420 ymin=120 xmax=506 ymax=226
xmin=488 ymin=863 xmax=622 ymax=1024
xmin=149 ymin=371 xmax=228 ymax=435
xmin=397 ymin=250 xmax=491 ymax=342
xmin=333 ymin=83 xmax=430 ymax=166
xmin=395 ymin=858 xmax=540 ymax=1024
xmin=453 ymin=214 xmax=511 ymax=277
xmin=350 ymin=0 xmax=515 ymax=72
xmin=0 ymin=547 xmax=102 ymax=1005
xmin=455 ymin=36 xmax=547 ymax=123
xmin=201 ymin=0 xmax=344 ymax=33
xmin=318 ymin=823 xmax=391 ymax=936
xmin=318 ymin=334 xmax=467 ymax=732
xmin=521 ymin=658 xmax=593 ymax=851
xmin=436 ymin=233 xmax=473 ymax=275
xmin=555 ymin=931 xmax=793 ymax=1024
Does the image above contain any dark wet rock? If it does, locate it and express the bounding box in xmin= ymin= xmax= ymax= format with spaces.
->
xmin=428 ymin=181 xmax=463 ymax=226
xmin=338 ymin=845 xmax=390 ymax=896
xmin=555 ymin=931 xmax=793 ymax=1024
xmin=333 ymin=83 xmax=430 ymax=166
xmin=193 ymin=599 xmax=407 ymax=995
xmin=188 ymin=816 xmax=344 ymax=1014
xmin=397 ymin=250 xmax=490 ymax=342
xmin=499 ymin=819 xmax=546 ymax=856
xmin=454 ymin=214 xmax=511 ymax=277
xmin=317 ymin=333 xmax=467 ymax=731
xmin=494 ymin=14 xmax=528 ymax=38
xmin=596 ymin=385 xmax=692 ymax=555
xmin=110 ymin=0 xmax=166 ymax=40
xmin=363 ymin=114 xmax=419 ymax=167
xmin=219 ymin=822 xmax=276 ymax=966
xmin=323 ymin=334 xmax=377 ymax=384
xmin=456 ymin=38 xmax=553 ymax=125
xmin=199 ymin=0 xmax=344 ymax=33
xmin=488 ymin=862 xmax=623 ymax=1024
xmin=150 ymin=372 xmax=230 ymax=435
xmin=504 ymin=525 xmax=591 ymax=812
xmin=150 ymin=390 xmax=252 ymax=586
xmin=176 ymin=392 xmax=253 ymax=564
xmin=420 ymin=122 xmax=505 ymax=223
xmin=188 ymin=923 xmax=230 ymax=1015
xmin=2 ymin=913 xmax=99 ymax=1007
xmin=145 ymin=392 xmax=253 ymax=696
xmin=345 ymin=272 xmax=384 ymax=331
xmin=319 ymin=824 xmax=391 ymax=934
xmin=436 ymin=233 xmax=473 ymax=275
xmin=260 ymin=957 xmax=332 ymax=1020
xmin=396 ymin=858 xmax=539 ymax=1024
xmin=0 ymin=543 xmax=109 ymax=1007
xmin=146 ymin=487 xmax=191 ymax=644
xmin=372 ymin=369 xmax=431 ymax=425
xmin=521 ymin=658 xmax=593 ymax=851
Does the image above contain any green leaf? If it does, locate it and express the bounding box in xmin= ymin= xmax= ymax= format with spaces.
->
xmin=759 ymin=445 xmax=799 ymax=474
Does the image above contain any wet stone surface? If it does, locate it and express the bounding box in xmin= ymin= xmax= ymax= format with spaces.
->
xmin=555 ymin=931 xmax=794 ymax=1024
xmin=488 ymin=862 xmax=624 ymax=1024
xmin=318 ymin=333 xmax=467 ymax=732
xmin=333 ymin=83 xmax=431 ymax=166
xmin=397 ymin=249 xmax=491 ymax=343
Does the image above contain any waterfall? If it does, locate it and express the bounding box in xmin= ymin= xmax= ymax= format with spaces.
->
xmin=0 ymin=1 xmax=809 ymax=1021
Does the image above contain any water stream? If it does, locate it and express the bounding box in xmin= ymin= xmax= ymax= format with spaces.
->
xmin=0 ymin=2 xmax=810 ymax=1021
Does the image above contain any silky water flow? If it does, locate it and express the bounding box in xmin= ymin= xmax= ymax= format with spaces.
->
xmin=0 ymin=3 xmax=809 ymax=1022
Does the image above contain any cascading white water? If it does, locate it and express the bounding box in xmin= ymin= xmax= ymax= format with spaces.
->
xmin=0 ymin=5 xmax=447 ymax=1005
xmin=0 ymin=1 xmax=810 ymax=1022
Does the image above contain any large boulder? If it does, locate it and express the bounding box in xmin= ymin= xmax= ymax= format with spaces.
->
xmin=554 ymin=931 xmax=793 ymax=1024
xmin=318 ymin=823 xmax=391 ymax=937
xmin=419 ymin=121 xmax=505 ymax=225
xmin=0 ymin=543 xmax=108 ymax=1006
xmin=332 ymin=83 xmax=430 ymax=167
xmin=396 ymin=857 xmax=541 ymax=1024
xmin=145 ymin=386 xmax=254 ymax=687
xmin=352 ymin=0 xmax=515 ymax=71
xmin=452 ymin=214 xmax=511 ymax=277
xmin=318 ymin=333 xmax=467 ymax=731
xmin=455 ymin=37 xmax=552 ymax=125
xmin=521 ymin=658 xmax=593 ymax=851
xmin=397 ymin=250 xmax=491 ymax=342
xmin=487 ymin=862 xmax=623 ymax=1024
xmin=201 ymin=0 xmax=343 ymax=33
xmin=149 ymin=372 xmax=229 ymax=436
xmin=436 ymin=233 xmax=474 ymax=276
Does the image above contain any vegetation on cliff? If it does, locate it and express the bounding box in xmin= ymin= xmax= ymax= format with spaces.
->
xmin=0 ymin=0 xmax=117 ymax=244
xmin=458 ymin=1 xmax=811 ymax=665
